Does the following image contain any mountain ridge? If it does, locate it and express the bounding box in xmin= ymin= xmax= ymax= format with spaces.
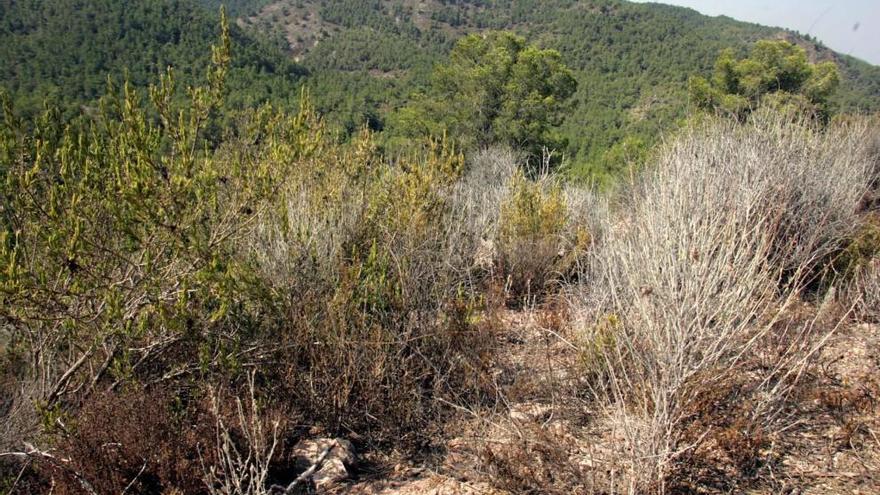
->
xmin=1 ymin=0 xmax=878 ymax=177
xmin=237 ymin=0 xmax=880 ymax=175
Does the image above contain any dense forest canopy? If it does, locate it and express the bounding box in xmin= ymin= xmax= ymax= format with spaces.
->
xmin=1 ymin=0 xmax=879 ymax=178
xmin=0 ymin=0 xmax=306 ymax=121
xmin=229 ymin=0 xmax=880 ymax=179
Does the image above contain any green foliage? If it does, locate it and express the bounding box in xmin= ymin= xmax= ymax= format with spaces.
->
xmin=579 ymin=313 xmax=619 ymax=376
xmin=244 ymin=116 xmax=493 ymax=436
xmin=5 ymin=0 xmax=880 ymax=184
xmin=286 ymin=0 xmax=880 ymax=180
xmin=831 ymin=216 xmax=880 ymax=280
xmin=196 ymin=0 xmax=274 ymax=17
xmin=499 ymin=170 xmax=567 ymax=242
xmin=0 ymin=13 xmax=493 ymax=457
xmin=0 ymin=15 xmax=276 ymax=410
xmin=689 ymin=40 xmax=841 ymax=119
xmin=0 ymin=0 xmax=306 ymax=121
xmin=573 ymin=134 xmax=652 ymax=188
xmin=495 ymin=170 xmax=589 ymax=303
xmin=283 ymin=0 xmax=879 ymax=180
xmin=391 ymin=31 xmax=576 ymax=164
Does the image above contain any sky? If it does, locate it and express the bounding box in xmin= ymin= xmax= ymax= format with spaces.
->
xmin=631 ymin=0 xmax=880 ymax=65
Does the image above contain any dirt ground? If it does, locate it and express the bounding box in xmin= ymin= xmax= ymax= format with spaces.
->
xmin=342 ymin=309 xmax=880 ymax=494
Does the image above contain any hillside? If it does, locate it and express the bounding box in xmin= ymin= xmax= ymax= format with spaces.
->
xmin=3 ymin=2 xmax=880 ymax=494
xmin=0 ymin=0 xmax=306 ymax=120
xmin=2 ymin=0 xmax=879 ymax=177
xmin=240 ymin=0 xmax=880 ymax=177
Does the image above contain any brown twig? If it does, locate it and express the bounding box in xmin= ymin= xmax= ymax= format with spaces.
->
xmin=0 ymin=443 xmax=98 ymax=495
xmin=271 ymin=440 xmax=337 ymax=494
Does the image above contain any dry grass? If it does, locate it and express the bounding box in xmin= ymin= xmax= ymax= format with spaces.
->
xmin=202 ymin=372 xmax=280 ymax=495
xmin=850 ymin=259 xmax=880 ymax=322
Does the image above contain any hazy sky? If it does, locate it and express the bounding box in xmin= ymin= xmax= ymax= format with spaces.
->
xmin=631 ymin=0 xmax=880 ymax=65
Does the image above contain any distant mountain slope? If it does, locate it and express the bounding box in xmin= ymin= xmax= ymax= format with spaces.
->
xmin=240 ymin=0 xmax=880 ymax=175
xmin=0 ymin=0 xmax=306 ymax=119
xmin=1 ymin=0 xmax=878 ymax=178
xmin=196 ymin=0 xmax=274 ymax=17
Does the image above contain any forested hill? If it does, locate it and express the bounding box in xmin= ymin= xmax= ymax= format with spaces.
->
xmin=0 ymin=0 xmax=306 ymax=120
xmin=235 ymin=0 xmax=880 ymax=177
xmin=2 ymin=0 xmax=879 ymax=178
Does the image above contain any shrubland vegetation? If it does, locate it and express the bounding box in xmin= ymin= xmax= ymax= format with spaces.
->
xmin=0 ymin=16 xmax=593 ymax=492
xmin=1 ymin=1 xmax=880 ymax=494
xmin=571 ymin=111 xmax=878 ymax=492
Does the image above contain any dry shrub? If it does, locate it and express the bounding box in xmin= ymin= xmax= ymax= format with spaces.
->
xmin=443 ymin=146 xmax=601 ymax=307
xmin=849 ymin=259 xmax=880 ymax=322
xmin=445 ymin=146 xmax=518 ymax=283
xmin=453 ymin=146 xmax=520 ymax=238
xmin=0 ymin=25 xmax=504 ymax=493
xmin=202 ymin=372 xmax=283 ymax=495
xmin=43 ymin=388 xmax=214 ymax=494
xmin=0 ymin=346 xmax=40 ymax=457
xmin=478 ymin=426 xmax=590 ymax=494
xmin=669 ymin=370 xmax=773 ymax=493
xmin=858 ymin=115 xmax=880 ymax=210
xmin=247 ymin=124 xmax=498 ymax=443
xmin=456 ymin=150 xmax=597 ymax=307
xmin=21 ymin=379 xmax=291 ymax=495
xmin=496 ymin=170 xmax=570 ymax=305
xmin=245 ymin=140 xmax=594 ymax=442
xmin=0 ymin=86 xmax=510 ymax=492
xmin=569 ymin=111 xmax=876 ymax=492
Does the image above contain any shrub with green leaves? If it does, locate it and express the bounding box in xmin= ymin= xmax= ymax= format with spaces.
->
xmin=495 ymin=169 xmax=590 ymax=305
xmin=0 ymin=15 xmax=499 ymax=493
xmin=0 ymin=12 xmax=274 ymax=435
xmin=246 ymin=114 xmax=497 ymax=438
xmin=689 ymin=39 xmax=840 ymax=119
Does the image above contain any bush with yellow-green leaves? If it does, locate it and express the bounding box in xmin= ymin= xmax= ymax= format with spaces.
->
xmin=0 ymin=16 xmax=519 ymax=493
xmin=494 ymin=167 xmax=594 ymax=306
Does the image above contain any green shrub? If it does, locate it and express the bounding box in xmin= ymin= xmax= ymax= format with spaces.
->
xmin=245 ymin=108 xmax=493 ymax=441
xmin=836 ymin=217 xmax=880 ymax=277
xmin=495 ymin=170 xmax=590 ymax=305
xmin=578 ymin=312 xmax=619 ymax=378
xmin=0 ymin=19 xmax=498 ymax=493
xmin=0 ymin=15 xmax=271 ymax=424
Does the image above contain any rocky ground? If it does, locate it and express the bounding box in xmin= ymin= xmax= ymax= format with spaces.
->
xmin=289 ymin=308 xmax=880 ymax=494
xmin=766 ymin=322 xmax=880 ymax=494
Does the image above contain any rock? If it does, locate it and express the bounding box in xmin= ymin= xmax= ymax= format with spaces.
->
xmin=312 ymin=457 xmax=348 ymax=491
xmin=291 ymin=437 xmax=357 ymax=492
xmin=347 ymin=474 xmax=504 ymax=494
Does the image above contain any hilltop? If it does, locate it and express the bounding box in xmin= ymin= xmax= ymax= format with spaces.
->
xmin=239 ymin=0 xmax=880 ymax=176
xmin=2 ymin=0 xmax=879 ymax=177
